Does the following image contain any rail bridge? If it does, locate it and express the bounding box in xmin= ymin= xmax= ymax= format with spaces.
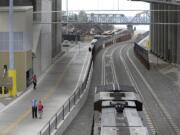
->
xmin=34 ymin=10 xmax=150 ymax=25
xmin=62 ymin=10 xmax=150 ymax=25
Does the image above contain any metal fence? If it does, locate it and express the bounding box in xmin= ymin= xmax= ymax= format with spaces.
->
xmin=134 ymin=43 xmax=150 ymax=70
xmin=37 ymin=57 xmax=93 ymax=135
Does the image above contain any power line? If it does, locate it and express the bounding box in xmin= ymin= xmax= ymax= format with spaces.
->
xmin=33 ymin=9 xmax=180 ymax=14
xmin=33 ymin=22 xmax=180 ymax=25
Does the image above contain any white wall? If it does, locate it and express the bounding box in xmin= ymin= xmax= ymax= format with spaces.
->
xmin=0 ymin=7 xmax=33 ymax=32
xmin=0 ymin=7 xmax=33 ymax=52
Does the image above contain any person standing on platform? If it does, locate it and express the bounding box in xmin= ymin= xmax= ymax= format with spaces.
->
xmin=3 ymin=65 xmax=8 ymax=78
xmin=32 ymin=98 xmax=37 ymax=119
xmin=32 ymin=74 xmax=37 ymax=89
xmin=37 ymin=100 xmax=43 ymax=119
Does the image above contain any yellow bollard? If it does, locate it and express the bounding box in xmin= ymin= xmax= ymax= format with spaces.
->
xmin=146 ymin=39 xmax=151 ymax=49
xmin=8 ymin=69 xmax=17 ymax=97
xmin=2 ymin=86 xmax=4 ymax=97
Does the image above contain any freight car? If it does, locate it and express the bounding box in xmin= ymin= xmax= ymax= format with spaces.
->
xmin=92 ymin=83 xmax=149 ymax=135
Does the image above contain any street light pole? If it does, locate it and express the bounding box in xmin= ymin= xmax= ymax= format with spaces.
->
xmin=9 ymin=0 xmax=14 ymax=69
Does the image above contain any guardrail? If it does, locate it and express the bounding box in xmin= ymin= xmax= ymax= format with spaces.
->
xmin=37 ymin=57 xmax=93 ymax=135
xmin=134 ymin=43 xmax=150 ymax=70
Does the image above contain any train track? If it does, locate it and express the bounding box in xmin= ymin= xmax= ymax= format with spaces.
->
xmin=100 ymin=42 xmax=180 ymax=135
xmin=119 ymin=44 xmax=157 ymax=135
xmin=121 ymin=44 xmax=180 ymax=135
xmin=102 ymin=44 xmax=157 ymax=135
xmin=101 ymin=45 xmax=119 ymax=85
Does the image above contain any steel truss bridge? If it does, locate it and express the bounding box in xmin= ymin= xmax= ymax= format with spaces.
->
xmin=34 ymin=10 xmax=150 ymax=25
xmin=62 ymin=11 xmax=150 ymax=25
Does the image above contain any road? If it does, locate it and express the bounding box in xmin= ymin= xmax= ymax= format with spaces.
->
xmin=63 ymin=41 xmax=180 ymax=135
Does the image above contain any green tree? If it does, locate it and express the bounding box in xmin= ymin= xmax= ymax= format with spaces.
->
xmin=78 ymin=10 xmax=88 ymax=22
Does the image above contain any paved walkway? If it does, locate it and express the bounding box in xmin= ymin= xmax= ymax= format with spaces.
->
xmin=0 ymin=42 xmax=91 ymax=135
xmin=62 ymin=44 xmax=105 ymax=135
xmin=149 ymin=52 xmax=180 ymax=90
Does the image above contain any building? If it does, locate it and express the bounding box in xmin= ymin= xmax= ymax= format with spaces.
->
xmin=132 ymin=0 xmax=180 ymax=64
xmin=150 ymin=1 xmax=180 ymax=64
xmin=0 ymin=0 xmax=62 ymax=92
xmin=0 ymin=6 xmax=33 ymax=92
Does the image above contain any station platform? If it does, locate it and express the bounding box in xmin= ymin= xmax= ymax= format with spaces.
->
xmin=0 ymin=42 xmax=91 ymax=135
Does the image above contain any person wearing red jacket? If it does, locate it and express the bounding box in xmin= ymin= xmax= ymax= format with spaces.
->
xmin=37 ymin=100 xmax=43 ymax=119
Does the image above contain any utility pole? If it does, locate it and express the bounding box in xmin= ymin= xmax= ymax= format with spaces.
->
xmin=9 ymin=0 xmax=14 ymax=69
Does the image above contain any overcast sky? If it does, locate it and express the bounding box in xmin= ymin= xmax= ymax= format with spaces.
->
xmin=62 ymin=0 xmax=150 ymax=11
xmin=62 ymin=0 xmax=150 ymax=30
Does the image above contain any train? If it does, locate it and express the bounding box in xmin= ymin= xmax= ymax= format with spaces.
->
xmin=89 ymin=30 xmax=132 ymax=57
xmin=91 ymin=83 xmax=149 ymax=135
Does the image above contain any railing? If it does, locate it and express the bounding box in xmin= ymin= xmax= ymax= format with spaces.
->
xmin=37 ymin=57 xmax=93 ymax=135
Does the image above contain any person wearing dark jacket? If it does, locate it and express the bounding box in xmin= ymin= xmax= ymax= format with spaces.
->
xmin=32 ymin=98 xmax=37 ymax=118
xmin=32 ymin=74 xmax=37 ymax=89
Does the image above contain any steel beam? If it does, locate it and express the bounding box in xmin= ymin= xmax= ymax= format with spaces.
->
xmin=131 ymin=0 xmax=180 ymax=6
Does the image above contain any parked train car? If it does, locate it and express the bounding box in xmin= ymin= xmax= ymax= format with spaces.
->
xmin=92 ymin=83 xmax=149 ymax=135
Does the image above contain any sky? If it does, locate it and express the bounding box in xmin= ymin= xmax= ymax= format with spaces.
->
xmin=62 ymin=0 xmax=150 ymax=11
xmin=62 ymin=0 xmax=150 ymax=30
